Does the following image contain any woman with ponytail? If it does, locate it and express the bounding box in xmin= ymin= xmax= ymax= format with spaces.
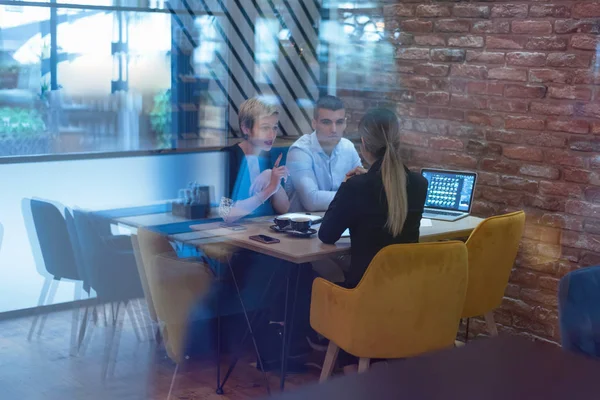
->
xmin=318 ymin=108 xmax=429 ymax=289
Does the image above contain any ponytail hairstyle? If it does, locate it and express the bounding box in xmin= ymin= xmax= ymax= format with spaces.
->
xmin=358 ymin=108 xmax=408 ymax=237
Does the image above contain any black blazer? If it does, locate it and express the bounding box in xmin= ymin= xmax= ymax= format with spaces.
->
xmin=318 ymin=159 xmax=428 ymax=288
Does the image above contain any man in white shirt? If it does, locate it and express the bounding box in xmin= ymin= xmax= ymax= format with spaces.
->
xmin=287 ymin=96 xmax=363 ymax=212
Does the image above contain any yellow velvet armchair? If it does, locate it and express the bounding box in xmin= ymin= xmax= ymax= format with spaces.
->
xmin=310 ymin=241 xmax=469 ymax=381
xmin=137 ymin=228 xmax=215 ymax=364
xmin=462 ymin=211 xmax=526 ymax=337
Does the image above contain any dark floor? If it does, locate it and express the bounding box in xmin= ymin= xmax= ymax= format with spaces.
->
xmin=0 ymin=305 xmax=321 ymax=400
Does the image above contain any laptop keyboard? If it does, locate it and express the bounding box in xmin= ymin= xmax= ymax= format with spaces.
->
xmin=424 ymin=210 xmax=463 ymax=217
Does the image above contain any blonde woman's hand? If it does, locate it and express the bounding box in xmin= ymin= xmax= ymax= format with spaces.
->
xmin=345 ymin=166 xmax=368 ymax=181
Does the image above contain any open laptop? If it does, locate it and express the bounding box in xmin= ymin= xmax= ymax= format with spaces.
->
xmin=421 ymin=168 xmax=477 ymax=222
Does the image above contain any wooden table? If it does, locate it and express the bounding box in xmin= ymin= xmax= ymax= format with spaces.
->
xmin=164 ymin=214 xmax=482 ymax=264
xmin=265 ymin=336 xmax=600 ymax=400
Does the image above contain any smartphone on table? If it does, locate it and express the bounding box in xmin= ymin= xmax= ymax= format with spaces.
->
xmin=249 ymin=234 xmax=280 ymax=244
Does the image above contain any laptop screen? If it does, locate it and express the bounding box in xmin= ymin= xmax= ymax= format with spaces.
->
xmin=421 ymin=169 xmax=477 ymax=212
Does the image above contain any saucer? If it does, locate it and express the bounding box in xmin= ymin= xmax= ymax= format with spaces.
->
xmin=270 ymin=225 xmax=291 ymax=233
xmin=286 ymin=228 xmax=317 ymax=238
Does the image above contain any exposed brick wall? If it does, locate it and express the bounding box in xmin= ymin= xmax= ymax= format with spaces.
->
xmin=341 ymin=1 xmax=600 ymax=344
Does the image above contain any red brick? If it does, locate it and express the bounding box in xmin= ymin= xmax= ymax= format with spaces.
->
xmin=448 ymin=124 xmax=484 ymax=138
xmin=431 ymin=79 xmax=450 ymax=91
xmin=523 ymin=224 xmax=562 ymax=244
xmin=529 ymin=5 xmax=571 ymax=18
xmin=477 ymin=171 xmax=500 ymax=186
xmin=571 ymin=34 xmax=600 ymax=51
xmin=409 ymin=120 xmax=447 ymax=135
xmin=441 ymin=152 xmax=478 ymax=168
xmin=450 ymin=94 xmax=487 ymax=110
xmin=396 ymin=104 xmax=429 ymax=118
xmin=573 ymin=3 xmax=600 ymax=18
xmin=430 ymin=48 xmax=465 ymax=62
xmin=547 ymin=118 xmax=590 ymax=134
xmin=564 ymin=168 xmax=592 ymax=183
xmin=581 ymin=252 xmax=600 ymax=266
xmin=480 ymin=186 xmax=524 ymax=206
xmin=530 ymin=102 xmax=574 ymax=116
xmin=435 ymin=19 xmax=470 ymax=33
xmin=391 ymin=33 xmax=415 ymax=46
xmin=451 ymin=64 xmax=488 ymax=80
xmin=466 ymin=139 xmax=503 ymax=156
xmin=521 ymin=289 xmax=558 ymax=308
xmin=569 ymin=137 xmax=600 ymax=152
xmin=448 ymin=35 xmax=484 ymax=48
xmin=520 ymin=164 xmax=560 ymax=179
xmin=488 ymin=67 xmax=527 ymax=82
xmin=399 ymin=76 xmax=429 ymax=89
xmin=525 ymin=37 xmax=568 ymax=51
xmin=429 ymin=107 xmax=464 ymax=122
xmin=575 ymin=103 xmax=600 ymax=118
xmin=592 ymin=155 xmax=600 ymax=169
xmin=416 ymin=92 xmax=450 ymax=105
xmin=547 ymin=53 xmax=592 ymax=68
xmin=506 ymin=52 xmax=546 ymax=67
xmin=400 ymin=131 xmax=429 ymax=147
xmin=414 ymin=64 xmax=449 ymax=78
xmin=429 ymin=136 xmax=463 ymax=150
xmin=486 ymin=36 xmax=525 ymax=50
xmin=554 ymin=19 xmax=600 ymax=34
xmin=399 ymin=20 xmax=433 ymax=33
xmin=481 ymin=158 xmax=520 ymax=174
xmin=584 ymin=219 xmax=600 ymax=235
xmin=561 ymin=231 xmax=600 ymax=253
xmin=396 ymin=48 xmax=430 ymax=61
xmin=540 ymin=213 xmax=584 ymax=231
xmin=526 ymin=133 xmax=564 ymax=149
xmin=539 ymin=181 xmax=583 ymax=198
xmin=505 ymin=284 xmax=521 ymax=299
xmin=505 ymin=116 xmax=545 ymax=130
xmin=525 ymin=195 xmax=567 ymax=212
xmin=592 ymin=122 xmax=600 ymax=135
xmin=491 ymin=4 xmax=528 ymax=18
xmin=510 ymin=269 xmax=538 ymax=288
xmin=529 ymin=69 xmax=572 ymax=84
xmin=414 ymin=35 xmax=445 ymax=46
xmin=465 ymin=111 xmax=503 ymax=127
xmin=471 ymin=200 xmax=500 ymax=217
xmin=466 ymin=82 xmax=504 ymax=96
xmin=503 ymin=145 xmax=543 ymax=162
xmin=472 ymin=21 xmax=510 ymax=34
xmin=466 ymin=51 xmax=505 ymax=64
xmin=585 ymin=187 xmax=600 ymax=202
xmin=548 ymin=86 xmax=592 ymax=101
xmin=505 ymin=84 xmax=547 ymax=99
xmin=537 ymin=276 xmax=559 ymax=292
xmin=412 ymin=148 xmax=443 ymax=164
xmin=383 ymin=4 xmax=415 ymax=17
xmin=486 ymin=129 xmax=522 ymax=143
xmin=512 ymin=21 xmax=552 ymax=35
xmin=500 ymin=175 xmax=538 ymax=193
xmin=543 ymin=149 xmax=586 ymax=168
xmin=453 ymin=4 xmax=490 ymax=19
xmin=416 ymin=4 xmax=450 ymax=17
xmin=488 ymin=98 xmax=528 ymax=113
xmin=572 ymin=70 xmax=597 ymax=84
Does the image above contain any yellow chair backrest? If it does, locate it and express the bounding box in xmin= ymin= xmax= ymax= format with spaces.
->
xmin=131 ymin=234 xmax=158 ymax=323
xmin=462 ymin=211 xmax=526 ymax=318
xmin=312 ymin=241 xmax=468 ymax=359
xmin=137 ymin=228 xmax=214 ymax=363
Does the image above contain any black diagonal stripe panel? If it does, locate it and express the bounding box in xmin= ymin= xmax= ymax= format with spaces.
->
xmin=208 ymin=0 xmax=309 ymax=134
xmin=167 ymin=1 xmax=197 ymax=47
xmin=264 ymin=0 xmax=319 ymax=85
xmin=298 ymin=1 xmax=317 ymax=34
xmin=215 ymin=0 xmax=312 ymax=128
xmin=281 ymin=0 xmax=317 ymax=59
xmin=236 ymin=0 xmax=314 ymax=103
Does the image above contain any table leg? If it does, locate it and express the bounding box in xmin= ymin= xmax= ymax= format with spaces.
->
xmin=280 ymin=263 xmax=301 ymax=391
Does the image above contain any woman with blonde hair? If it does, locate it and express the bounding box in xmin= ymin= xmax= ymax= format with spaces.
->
xmin=318 ymin=108 xmax=428 ymax=289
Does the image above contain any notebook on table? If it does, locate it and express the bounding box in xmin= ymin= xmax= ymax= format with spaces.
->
xmin=421 ymin=169 xmax=477 ymax=222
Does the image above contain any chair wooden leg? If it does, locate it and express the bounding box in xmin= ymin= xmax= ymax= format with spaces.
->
xmin=319 ymin=341 xmax=339 ymax=383
xmin=358 ymin=358 xmax=370 ymax=373
xmin=484 ymin=311 xmax=499 ymax=337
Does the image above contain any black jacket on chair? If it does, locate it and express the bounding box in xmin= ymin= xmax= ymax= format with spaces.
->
xmin=318 ymin=158 xmax=428 ymax=289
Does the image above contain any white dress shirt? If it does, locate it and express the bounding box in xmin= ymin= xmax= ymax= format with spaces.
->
xmin=286 ymin=131 xmax=362 ymax=212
